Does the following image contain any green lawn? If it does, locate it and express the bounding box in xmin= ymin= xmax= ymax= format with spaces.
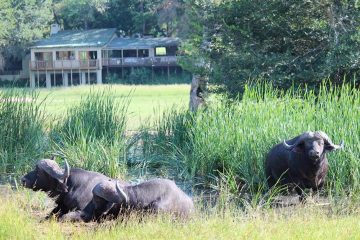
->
xmin=36 ymin=84 xmax=189 ymax=130
xmin=1 ymin=189 xmax=360 ymax=240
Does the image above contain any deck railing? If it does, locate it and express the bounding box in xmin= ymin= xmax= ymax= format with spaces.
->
xmin=102 ymin=56 xmax=178 ymax=67
xmin=30 ymin=57 xmax=178 ymax=70
xmin=30 ymin=60 xmax=99 ymax=71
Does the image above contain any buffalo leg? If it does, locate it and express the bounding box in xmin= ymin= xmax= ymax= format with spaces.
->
xmin=94 ymin=202 xmax=115 ymax=222
xmin=58 ymin=210 xmax=84 ymax=222
xmin=266 ymin=175 xmax=277 ymax=189
xmin=45 ymin=206 xmax=63 ymax=220
xmin=295 ymin=186 xmax=306 ymax=202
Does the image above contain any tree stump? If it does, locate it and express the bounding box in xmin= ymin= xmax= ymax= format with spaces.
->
xmin=189 ymin=74 xmax=206 ymax=112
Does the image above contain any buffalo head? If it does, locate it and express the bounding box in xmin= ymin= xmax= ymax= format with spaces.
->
xmin=21 ymin=158 xmax=70 ymax=193
xmin=283 ymin=131 xmax=344 ymax=161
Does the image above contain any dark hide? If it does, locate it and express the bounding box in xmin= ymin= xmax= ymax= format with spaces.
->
xmin=21 ymin=159 xmax=127 ymax=221
xmin=265 ymin=131 xmax=343 ymax=201
xmin=91 ymin=178 xmax=195 ymax=221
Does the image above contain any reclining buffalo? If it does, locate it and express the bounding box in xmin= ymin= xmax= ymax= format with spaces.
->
xmin=22 ymin=158 xmax=194 ymax=222
xmin=89 ymin=178 xmax=195 ymax=221
xmin=21 ymin=157 xmax=127 ymax=221
xmin=265 ymin=131 xmax=343 ymax=201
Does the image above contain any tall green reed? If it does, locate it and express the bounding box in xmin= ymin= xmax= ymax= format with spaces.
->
xmin=52 ymin=89 xmax=130 ymax=144
xmin=0 ymin=89 xmax=47 ymax=173
xmin=139 ymin=82 xmax=360 ymax=195
xmin=51 ymin=88 xmax=131 ymax=178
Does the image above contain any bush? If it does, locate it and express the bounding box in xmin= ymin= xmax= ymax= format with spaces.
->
xmin=104 ymin=69 xmax=192 ymax=85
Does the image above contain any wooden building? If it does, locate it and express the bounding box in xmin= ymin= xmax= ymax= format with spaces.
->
xmin=29 ymin=26 xmax=182 ymax=88
xmin=102 ymin=37 xmax=180 ymax=79
xmin=29 ymin=28 xmax=117 ymax=88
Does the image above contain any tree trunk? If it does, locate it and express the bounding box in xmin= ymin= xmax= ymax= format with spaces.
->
xmin=189 ymin=74 xmax=206 ymax=112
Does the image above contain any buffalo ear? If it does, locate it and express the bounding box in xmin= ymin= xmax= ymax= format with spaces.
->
xmin=324 ymin=144 xmax=336 ymax=152
xmin=56 ymin=180 xmax=68 ymax=193
xmin=292 ymin=142 xmax=304 ymax=153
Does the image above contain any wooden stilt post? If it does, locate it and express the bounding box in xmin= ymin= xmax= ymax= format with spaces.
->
xmin=167 ymin=65 xmax=170 ymax=81
xmin=37 ymin=69 xmax=39 ymax=87
xmin=70 ymin=68 xmax=73 ymax=86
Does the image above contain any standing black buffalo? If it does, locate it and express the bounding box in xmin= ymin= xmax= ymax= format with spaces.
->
xmin=90 ymin=178 xmax=195 ymax=220
xmin=265 ymin=131 xmax=343 ymax=201
xmin=21 ymin=158 xmax=127 ymax=221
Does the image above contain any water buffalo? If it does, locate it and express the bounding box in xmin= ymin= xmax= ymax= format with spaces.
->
xmin=90 ymin=178 xmax=195 ymax=220
xmin=265 ymin=131 xmax=343 ymax=201
xmin=21 ymin=158 xmax=127 ymax=221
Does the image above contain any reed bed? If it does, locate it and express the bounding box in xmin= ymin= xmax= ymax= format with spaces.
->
xmin=140 ymin=82 xmax=360 ymax=195
xmin=0 ymin=89 xmax=46 ymax=174
xmin=50 ymin=89 xmax=131 ymax=178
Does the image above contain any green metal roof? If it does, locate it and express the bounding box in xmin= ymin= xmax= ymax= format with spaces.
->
xmin=31 ymin=28 xmax=116 ymax=49
xmin=106 ymin=37 xmax=180 ymax=49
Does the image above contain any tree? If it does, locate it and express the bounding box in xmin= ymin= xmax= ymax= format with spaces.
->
xmin=156 ymin=0 xmax=185 ymax=36
xmin=0 ymin=0 xmax=15 ymax=47
xmin=182 ymin=0 xmax=360 ymax=98
xmin=0 ymin=0 xmax=53 ymax=71
xmin=55 ymin=0 xmax=109 ymax=29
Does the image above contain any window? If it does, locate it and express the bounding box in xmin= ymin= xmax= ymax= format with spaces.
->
xmin=123 ymin=50 xmax=137 ymax=58
xmin=138 ymin=49 xmax=149 ymax=57
xmin=109 ymin=50 xmax=122 ymax=58
xmin=79 ymin=51 xmax=98 ymax=60
xmin=56 ymin=51 xmax=75 ymax=60
xmin=167 ymin=46 xmax=178 ymax=56
xmin=35 ymin=52 xmax=53 ymax=61
xmin=155 ymin=47 xmax=166 ymax=56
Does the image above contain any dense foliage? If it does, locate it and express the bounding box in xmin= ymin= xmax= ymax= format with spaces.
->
xmin=1 ymin=0 xmax=359 ymax=95
xmin=0 ymin=0 xmax=53 ymax=71
xmin=183 ymin=0 xmax=360 ymax=97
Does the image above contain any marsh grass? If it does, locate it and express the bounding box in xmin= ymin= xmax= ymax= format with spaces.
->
xmin=139 ymin=82 xmax=360 ymax=196
xmin=52 ymin=88 xmax=130 ymax=144
xmin=0 ymin=89 xmax=47 ymax=174
xmin=50 ymin=88 xmax=131 ymax=178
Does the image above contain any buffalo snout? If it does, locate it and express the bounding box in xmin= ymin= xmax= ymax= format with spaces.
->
xmin=21 ymin=172 xmax=36 ymax=189
xmin=309 ymin=150 xmax=320 ymax=160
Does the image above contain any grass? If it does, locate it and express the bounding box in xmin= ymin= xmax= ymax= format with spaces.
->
xmin=1 ymin=189 xmax=360 ymax=240
xmin=138 ymin=82 xmax=360 ymax=195
xmin=0 ymin=89 xmax=47 ymax=174
xmin=0 ymin=84 xmax=189 ymax=177
xmin=37 ymin=84 xmax=190 ymax=130
xmin=1 ymin=82 xmax=360 ymax=239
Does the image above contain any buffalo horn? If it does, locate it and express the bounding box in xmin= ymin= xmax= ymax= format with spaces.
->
xmin=317 ymin=131 xmax=344 ymax=150
xmin=283 ymin=140 xmax=295 ymax=150
xmin=63 ymin=159 xmax=70 ymax=183
xmin=38 ymin=159 xmax=70 ymax=181
xmin=115 ymin=181 xmax=129 ymax=203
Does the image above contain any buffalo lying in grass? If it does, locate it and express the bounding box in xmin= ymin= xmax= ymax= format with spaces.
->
xmin=265 ymin=131 xmax=343 ymax=201
xmin=21 ymin=158 xmax=127 ymax=221
xmin=89 ymin=178 xmax=195 ymax=221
